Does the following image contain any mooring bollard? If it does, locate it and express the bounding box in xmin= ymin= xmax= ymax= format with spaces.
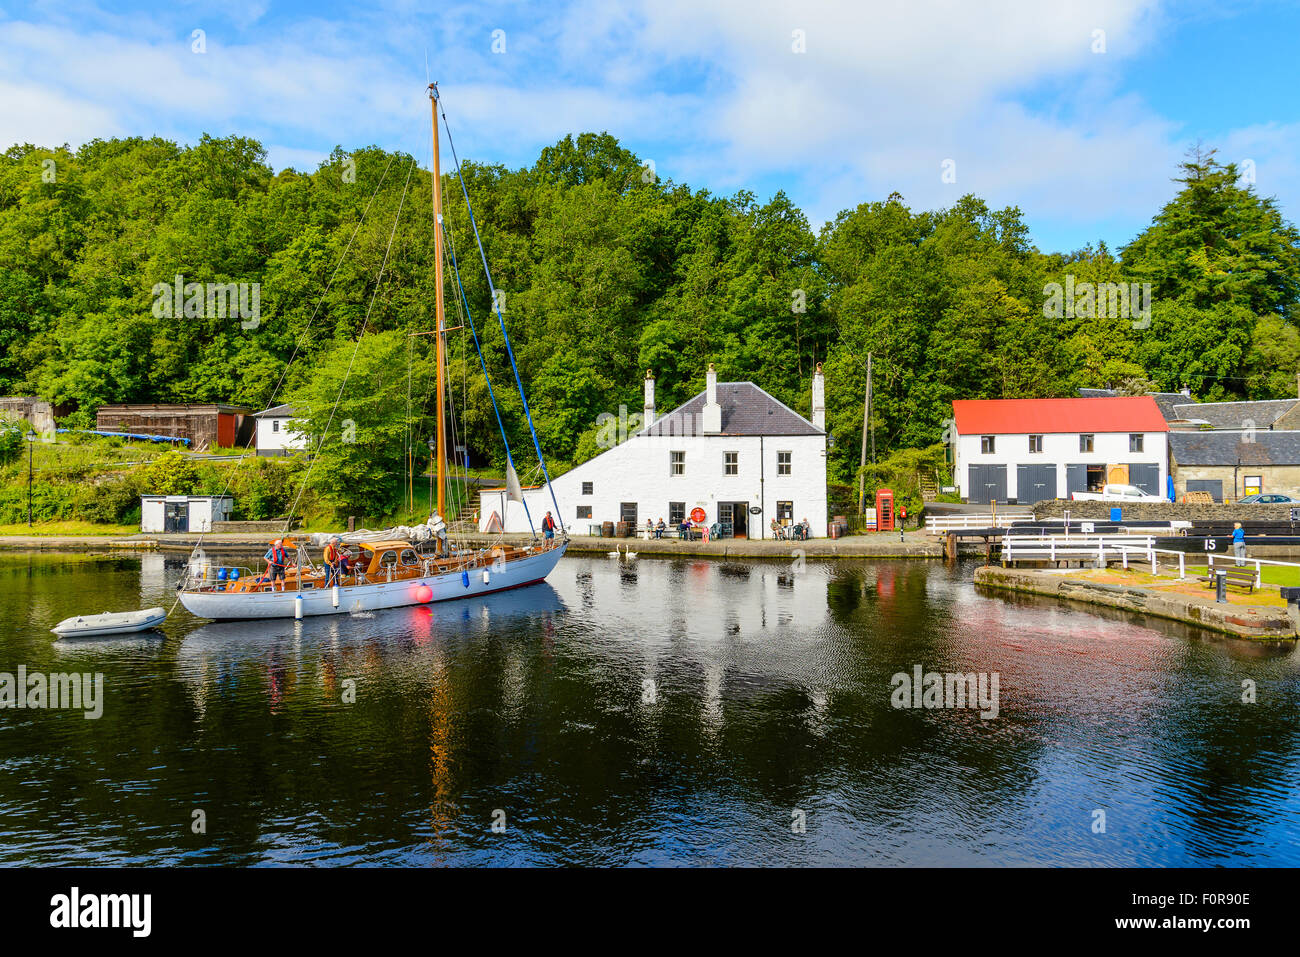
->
xmin=1215 ymin=570 xmax=1227 ymax=603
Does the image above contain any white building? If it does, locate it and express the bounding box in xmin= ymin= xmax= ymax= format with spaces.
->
xmin=141 ymin=495 xmax=234 ymax=533
xmin=951 ymin=396 xmax=1170 ymax=505
xmin=254 ymin=404 xmax=307 ymax=456
xmin=480 ymin=364 xmax=829 ymax=538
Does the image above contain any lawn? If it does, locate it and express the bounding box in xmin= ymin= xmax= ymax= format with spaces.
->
xmin=1186 ymin=562 xmax=1300 ymax=587
xmin=0 ymin=521 xmax=139 ymax=537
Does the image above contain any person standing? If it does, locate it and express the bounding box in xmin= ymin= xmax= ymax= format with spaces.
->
xmin=542 ymin=511 xmax=557 ymax=540
xmin=323 ymin=536 xmax=342 ymax=587
xmin=1233 ymin=521 xmax=1247 ymax=566
xmin=264 ymin=539 xmax=288 ymax=592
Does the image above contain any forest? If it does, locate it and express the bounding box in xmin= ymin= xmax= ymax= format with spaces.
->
xmin=2 ymin=131 xmax=1299 ymax=515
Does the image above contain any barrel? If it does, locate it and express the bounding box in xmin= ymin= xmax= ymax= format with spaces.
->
xmin=601 ymin=521 xmax=615 ymax=538
xmin=616 ymin=521 xmax=630 ymax=538
xmin=829 ymin=522 xmax=842 ymax=540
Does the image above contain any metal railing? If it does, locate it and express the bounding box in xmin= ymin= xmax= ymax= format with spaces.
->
xmin=1002 ymin=534 xmax=1196 ymax=579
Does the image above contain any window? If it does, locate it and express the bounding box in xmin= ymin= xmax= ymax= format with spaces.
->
xmin=1028 ymin=435 xmax=1043 ymax=453
xmin=777 ymin=451 xmax=792 ymax=475
xmin=1129 ymin=433 xmax=1144 ymax=453
xmin=272 ymin=419 xmax=280 ymax=433
xmin=724 ymin=451 xmax=738 ymax=475
xmin=670 ymin=451 xmax=685 ymax=475
xmin=581 ymin=481 xmax=593 ymax=495
xmin=576 ymin=505 xmax=592 ymax=519
xmin=669 ymin=502 xmax=685 ymax=525
xmin=1080 ymin=434 xmax=1095 ymax=453
xmin=776 ymin=501 xmax=793 ymax=525
xmin=980 ymin=436 xmax=996 ymax=454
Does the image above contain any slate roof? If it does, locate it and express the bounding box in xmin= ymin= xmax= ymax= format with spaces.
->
xmin=1170 ymin=399 xmax=1297 ymax=430
xmin=643 ymin=382 xmax=820 ymax=436
xmin=1169 ymin=430 xmax=1300 ymax=466
xmin=1078 ymin=389 xmax=1192 ymax=422
xmin=254 ymin=404 xmax=297 ymax=418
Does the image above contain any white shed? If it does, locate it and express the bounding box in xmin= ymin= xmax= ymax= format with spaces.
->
xmin=140 ymin=495 xmax=234 ymax=533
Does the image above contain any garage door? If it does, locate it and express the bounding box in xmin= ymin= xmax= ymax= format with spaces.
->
xmin=1186 ymin=479 xmax=1223 ymax=503
xmin=1129 ymin=463 xmax=1161 ymax=496
xmin=1016 ymin=464 xmax=1057 ymax=504
xmin=968 ymin=464 xmax=1007 ymax=505
xmin=1066 ymin=463 xmax=1089 ymax=497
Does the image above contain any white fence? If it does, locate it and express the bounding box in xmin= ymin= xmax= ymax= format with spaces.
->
xmin=927 ymin=513 xmax=1035 ymax=533
xmin=1002 ymin=533 xmax=1196 ymax=579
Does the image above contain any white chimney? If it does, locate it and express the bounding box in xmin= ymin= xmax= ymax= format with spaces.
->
xmin=811 ymin=362 xmax=825 ymax=431
xmin=643 ymin=369 xmax=655 ymax=429
xmin=702 ymin=363 xmax=722 ymax=434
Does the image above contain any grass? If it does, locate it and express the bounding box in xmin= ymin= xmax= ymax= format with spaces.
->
xmin=1186 ymin=562 xmax=1300 ymax=588
xmin=1070 ymin=566 xmax=1290 ymax=608
xmin=0 ymin=520 xmax=139 ymax=537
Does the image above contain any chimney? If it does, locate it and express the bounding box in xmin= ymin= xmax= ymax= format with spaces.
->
xmin=643 ymin=369 xmax=655 ymax=429
xmin=811 ymin=362 xmax=825 ymax=431
xmin=702 ymin=363 xmax=722 ymax=434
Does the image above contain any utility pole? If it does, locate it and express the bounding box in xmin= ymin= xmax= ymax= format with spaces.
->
xmin=857 ymin=352 xmax=872 ymax=514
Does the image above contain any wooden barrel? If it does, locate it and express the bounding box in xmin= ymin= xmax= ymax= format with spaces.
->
xmin=601 ymin=521 xmax=615 ymax=538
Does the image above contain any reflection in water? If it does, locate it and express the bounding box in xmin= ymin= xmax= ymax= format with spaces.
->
xmin=1 ymin=550 xmax=1298 ymax=866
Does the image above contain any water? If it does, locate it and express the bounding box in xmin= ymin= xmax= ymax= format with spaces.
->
xmin=1 ymin=549 xmax=1298 ymax=866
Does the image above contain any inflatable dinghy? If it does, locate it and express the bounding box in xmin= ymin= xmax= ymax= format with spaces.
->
xmin=51 ymin=607 xmax=167 ymax=638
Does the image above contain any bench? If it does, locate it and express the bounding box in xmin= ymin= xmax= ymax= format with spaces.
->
xmin=1197 ymin=567 xmax=1256 ymax=594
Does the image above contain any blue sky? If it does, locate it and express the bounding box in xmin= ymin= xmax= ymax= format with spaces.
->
xmin=2 ymin=0 xmax=1298 ymax=253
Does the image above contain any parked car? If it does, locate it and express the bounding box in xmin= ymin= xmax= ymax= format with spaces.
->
xmin=1070 ymin=483 xmax=1167 ymax=503
xmin=1236 ymin=493 xmax=1299 ymax=504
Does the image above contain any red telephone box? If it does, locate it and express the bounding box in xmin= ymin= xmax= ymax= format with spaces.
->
xmin=875 ymin=488 xmax=895 ymax=531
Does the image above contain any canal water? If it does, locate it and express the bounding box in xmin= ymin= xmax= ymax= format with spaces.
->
xmin=1 ymin=550 xmax=1298 ymax=866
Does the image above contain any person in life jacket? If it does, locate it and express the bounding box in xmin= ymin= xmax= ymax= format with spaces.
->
xmin=542 ymin=511 xmax=557 ymax=540
xmin=323 ymin=536 xmax=343 ymax=587
xmin=264 ymin=539 xmax=289 ymax=591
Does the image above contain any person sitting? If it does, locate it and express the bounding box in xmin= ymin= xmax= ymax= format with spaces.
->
xmin=655 ymin=518 xmax=666 ymax=539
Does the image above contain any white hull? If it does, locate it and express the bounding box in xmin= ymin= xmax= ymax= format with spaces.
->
xmin=51 ymin=607 xmax=168 ymax=637
xmin=179 ymin=543 xmax=566 ymax=620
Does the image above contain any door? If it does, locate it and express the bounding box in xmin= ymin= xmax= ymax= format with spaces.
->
xmin=718 ymin=502 xmax=733 ymax=536
xmin=1129 ymin=463 xmax=1160 ymax=496
xmin=620 ymin=502 xmax=638 ymax=527
xmin=1066 ymin=463 xmax=1088 ymax=497
xmin=1186 ymin=479 xmax=1223 ymax=503
xmin=164 ymin=502 xmax=188 ymax=533
xmin=732 ymin=505 xmax=747 ymax=539
xmin=1016 ymin=464 xmax=1057 ymax=504
xmin=1107 ymin=463 xmax=1130 ymax=485
xmin=967 ymin=464 xmax=1007 ymax=505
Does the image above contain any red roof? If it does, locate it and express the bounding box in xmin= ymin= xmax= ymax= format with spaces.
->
xmin=952 ymin=396 xmax=1168 ymax=435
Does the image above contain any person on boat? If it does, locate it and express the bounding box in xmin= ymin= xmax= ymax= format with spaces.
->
xmin=338 ymin=544 xmax=353 ymax=578
xmin=542 ymin=511 xmax=557 ymax=541
xmin=264 ymin=540 xmax=289 ymax=591
xmin=323 ymin=536 xmax=343 ymax=586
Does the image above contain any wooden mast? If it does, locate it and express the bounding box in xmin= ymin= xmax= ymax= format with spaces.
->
xmin=429 ymin=83 xmax=447 ymax=520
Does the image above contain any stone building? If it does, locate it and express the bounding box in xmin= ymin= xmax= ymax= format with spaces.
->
xmin=1168 ymin=431 xmax=1300 ymax=502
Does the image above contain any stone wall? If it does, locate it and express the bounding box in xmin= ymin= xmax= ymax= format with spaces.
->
xmin=1030 ymin=499 xmax=1298 ymax=522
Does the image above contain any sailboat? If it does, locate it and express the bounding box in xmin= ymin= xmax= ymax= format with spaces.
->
xmin=177 ymin=84 xmax=567 ymax=620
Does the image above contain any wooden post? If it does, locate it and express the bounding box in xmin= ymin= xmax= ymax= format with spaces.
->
xmin=857 ymin=352 xmax=871 ymax=514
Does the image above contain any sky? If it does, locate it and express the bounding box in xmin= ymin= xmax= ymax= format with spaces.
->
xmin=1 ymin=0 xmax=1298 ymax=253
